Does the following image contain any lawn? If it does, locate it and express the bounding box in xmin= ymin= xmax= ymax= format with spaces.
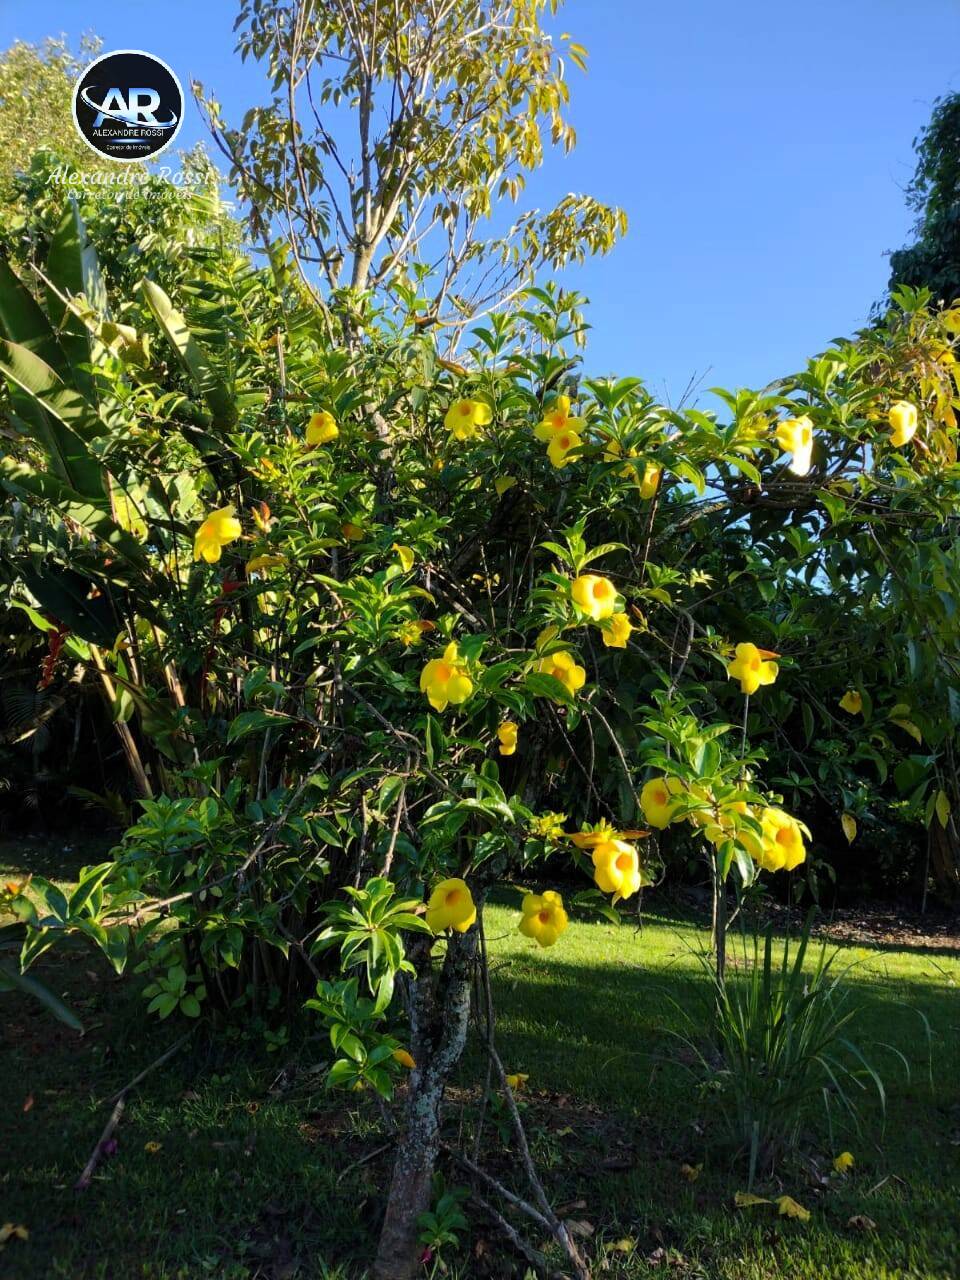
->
xmin=2 ymin=837 xmax=958 ymax=1279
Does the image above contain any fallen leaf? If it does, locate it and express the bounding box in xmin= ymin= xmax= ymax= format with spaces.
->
xmin=734 ymin=1191 xmax=771 ymax=1207
xmin=607 ymin=1237 xmax=635 ymax=1253
xmin=776 ymin=1194 xmax=810 ymax=1221
xmin=680 ymin=1162 xmax=702 ymax=1182
xmin=847 ymin=1214 xmax=877 ymax=1232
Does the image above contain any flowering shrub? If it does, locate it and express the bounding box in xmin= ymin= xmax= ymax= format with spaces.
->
xmin=2 ymin=204 xmax=960 ymax=1273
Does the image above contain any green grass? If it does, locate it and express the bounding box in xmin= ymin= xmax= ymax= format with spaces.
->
xmin=2 ymin=839 xmax=958 ymax=1279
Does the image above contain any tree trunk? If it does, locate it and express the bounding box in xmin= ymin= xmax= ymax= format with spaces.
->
xmin=374 ymin=925 xmax=478 ymax=1280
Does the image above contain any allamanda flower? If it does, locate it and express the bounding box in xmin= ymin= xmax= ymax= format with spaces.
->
xmin=640 ymin=776 xmax=684 ymax=829
xmin=839 ymin=689 xmax=863 ymax=715
xmin=602 ymin=613 xmax=633 ymax=648
xmin=775 ymin=415 xmax=814 ymax=476
xmin=570 ymin=573 xmax=618 ymax=621
xmin=194 ymin=506 xmax=242 ymax=564
xmin=425 ymin=877 xmax=477 ymax=933
xmin=306 ymin=410 xmax=339 ymax=445
xmin=888 ymin=400 xmax=918 ymax=447
xmin=833 ymin=1151 xmax=855 ymax=1174
xmin=592 ymin=838 xmax=644 ymax=902
xmin=497 ymin=721 xmax=518 ymax=756
xmin=640 ymin=461 xmax=662 ymax=500
xmin=444 ymin=398 xmax=492 ymax=440
xmin=420 ymin=642 xmax=474 ymax=711
xmin=533 ymin=394 xmax=584 ymax=441
xmin=518 ymin=890 xmax=569 ymax=947
xmin=535 ymin=649 xmax=586 ymax=698
xmin=546 ymin=427 xmax=581 ymax=468
xmin=727 ymin=642 xmax=779 ymax=695
xmin=756 ymin=807 xmax=807 ymax=872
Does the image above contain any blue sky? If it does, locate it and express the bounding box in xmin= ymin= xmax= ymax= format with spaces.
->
xmin=3 ymin=0 xmax=960 ymax=402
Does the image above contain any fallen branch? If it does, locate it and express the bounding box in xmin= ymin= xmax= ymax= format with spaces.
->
xmin=75 ymin=1033 xmax=191 ymax=1190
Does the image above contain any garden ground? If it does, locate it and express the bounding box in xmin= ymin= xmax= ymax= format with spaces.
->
xmin=1 ymin=836 xmax=958 ymax=1280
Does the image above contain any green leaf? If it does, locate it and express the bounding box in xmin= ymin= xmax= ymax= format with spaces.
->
xmin=0 ymin=961 xmax=83 ymax=1031
xmin=226 ymin=709 xmax=295 ymax=744
xmin=142 ymin=279 xmax=238 ymax=429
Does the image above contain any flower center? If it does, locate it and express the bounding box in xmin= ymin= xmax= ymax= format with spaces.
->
xmin=653 ymin=788 xmax=668 ymax=806
xmin=445 ymin=889 xmax=461 ymax=905
xmin=459 ymin=402 xmax=472 ymax=416
xmin=593 ymin=581 xmax=611 ymax=600
xmin=616 ymin=853 xmax=634 ymax=872
xmin=775 ymin=827 xmax=792 ymax=847
xmin=538 ymin=910 xmax=551 ymax=924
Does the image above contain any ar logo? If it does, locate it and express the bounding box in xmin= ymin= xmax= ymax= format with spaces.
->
xmin=85 ymin=86 xmax=177 ymax=130
xmin=73 ymin=50 xmax=184 ymax=162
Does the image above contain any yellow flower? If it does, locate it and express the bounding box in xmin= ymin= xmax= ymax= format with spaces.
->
xmin=420 ymin=641 xmax=474 ymax=711
xmin=592 ymin=838 xmax=644 ymax=901
xmin=534 ymin=394 xmax=584 ymax=440
xmin=546 ymin=428 xmax=581 ymax=468
xmin=425 ymin=877 xmax=477 ymax=933
xmin=505 ymin=1072 xmax=529 ymax=1090
xmin=497 ymin=721 xmax=518 ymax=756
xmin=756 ymin=807 xmax=807 ymax=872
xmin=839 ymin=689 xmax=863 ymax=715
xmin=775 ymin=415 xmax=814 ymax=476
xmin=392 ymin=1048 xmax=416 ymax=1069
xmin=775 ymin=1195 xmax=810 ymax=1222
xmin=0 ymin=1224 xmax=29 ymax=1244
xmin=193 ymin=506 xmax=242 ymax=564
xmin=494 ymin=476 xmax=517 ymax=497
xmin=726 ymin=642 xmax=779 ymax=696
xmin=603 ymin=438 xmax=639 ymax=478
xmin=518 ymin=889 xmax=569 ymax=947
xmin=306 ymin=410 xmax=339 ymax=446
xmin=570 ymin=573 xmax=618 ymax=621
xmin=680 ymin=1162 xmax=702 ymax=1182
xmin=341 ymin=522 xmax=364 ymax=541
xmin=444 ymin=398 xmax=492 ymax=440
xmin=888 ymin=400 xmax=918 ymax=447
xmin=534 ymin=650 xmax=586 ymax=698
xmin=640 ymin=777 xmax=683 ymax=829
xmin=530 ymin=811 xmax=567 ymax=840
xmin=833 ymin=1151 xmax=855 ymax=1174
xmin=144 ymin=1141 xmax=162 ymax=1153
xmin=640 ymin=461 xmax=662 ymax=500
xmin=602 ymin=613 xmax=633 ymax=648
xmin=392 ymin=543 xmax=415 ymax=572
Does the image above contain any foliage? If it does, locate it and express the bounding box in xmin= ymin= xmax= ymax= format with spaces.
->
xmin=888 ymin=93 xmax=960 ymax=308
xmin=0 ymin=37 xmax=110 ymax=201
xmin=670 ymin=915 xmax=895 ymax=1186
xmin=199 ymin=0 xmax=626 ymax=328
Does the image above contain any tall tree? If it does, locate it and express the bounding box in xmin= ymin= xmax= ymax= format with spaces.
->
xmin=198 ymin=0 xmax=626 ymax=334
xmin=888 ymin=93 xmax=960 ymax=306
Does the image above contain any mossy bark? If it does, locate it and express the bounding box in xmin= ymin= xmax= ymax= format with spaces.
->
xmin=374 ymin=926 xmax=478 ymax=1280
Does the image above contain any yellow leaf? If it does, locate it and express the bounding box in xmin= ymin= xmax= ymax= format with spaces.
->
xmin=890 ymin=718 xmax=923 ymax=744
xmin=936 ymin=789 xmax=951 ymax=828
xmin=608 ymin=1238 xmax=635 ymax=1253
xmin=734 ymin=1191 xmax=771 ymax=1207
xmin=841 ymin=813 xmax=857 ymax=844
xmin=776 ymin=1195 xmax=810 ymax=1221
xmin=680 ymin=1162 xmax=702 ymax=1182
